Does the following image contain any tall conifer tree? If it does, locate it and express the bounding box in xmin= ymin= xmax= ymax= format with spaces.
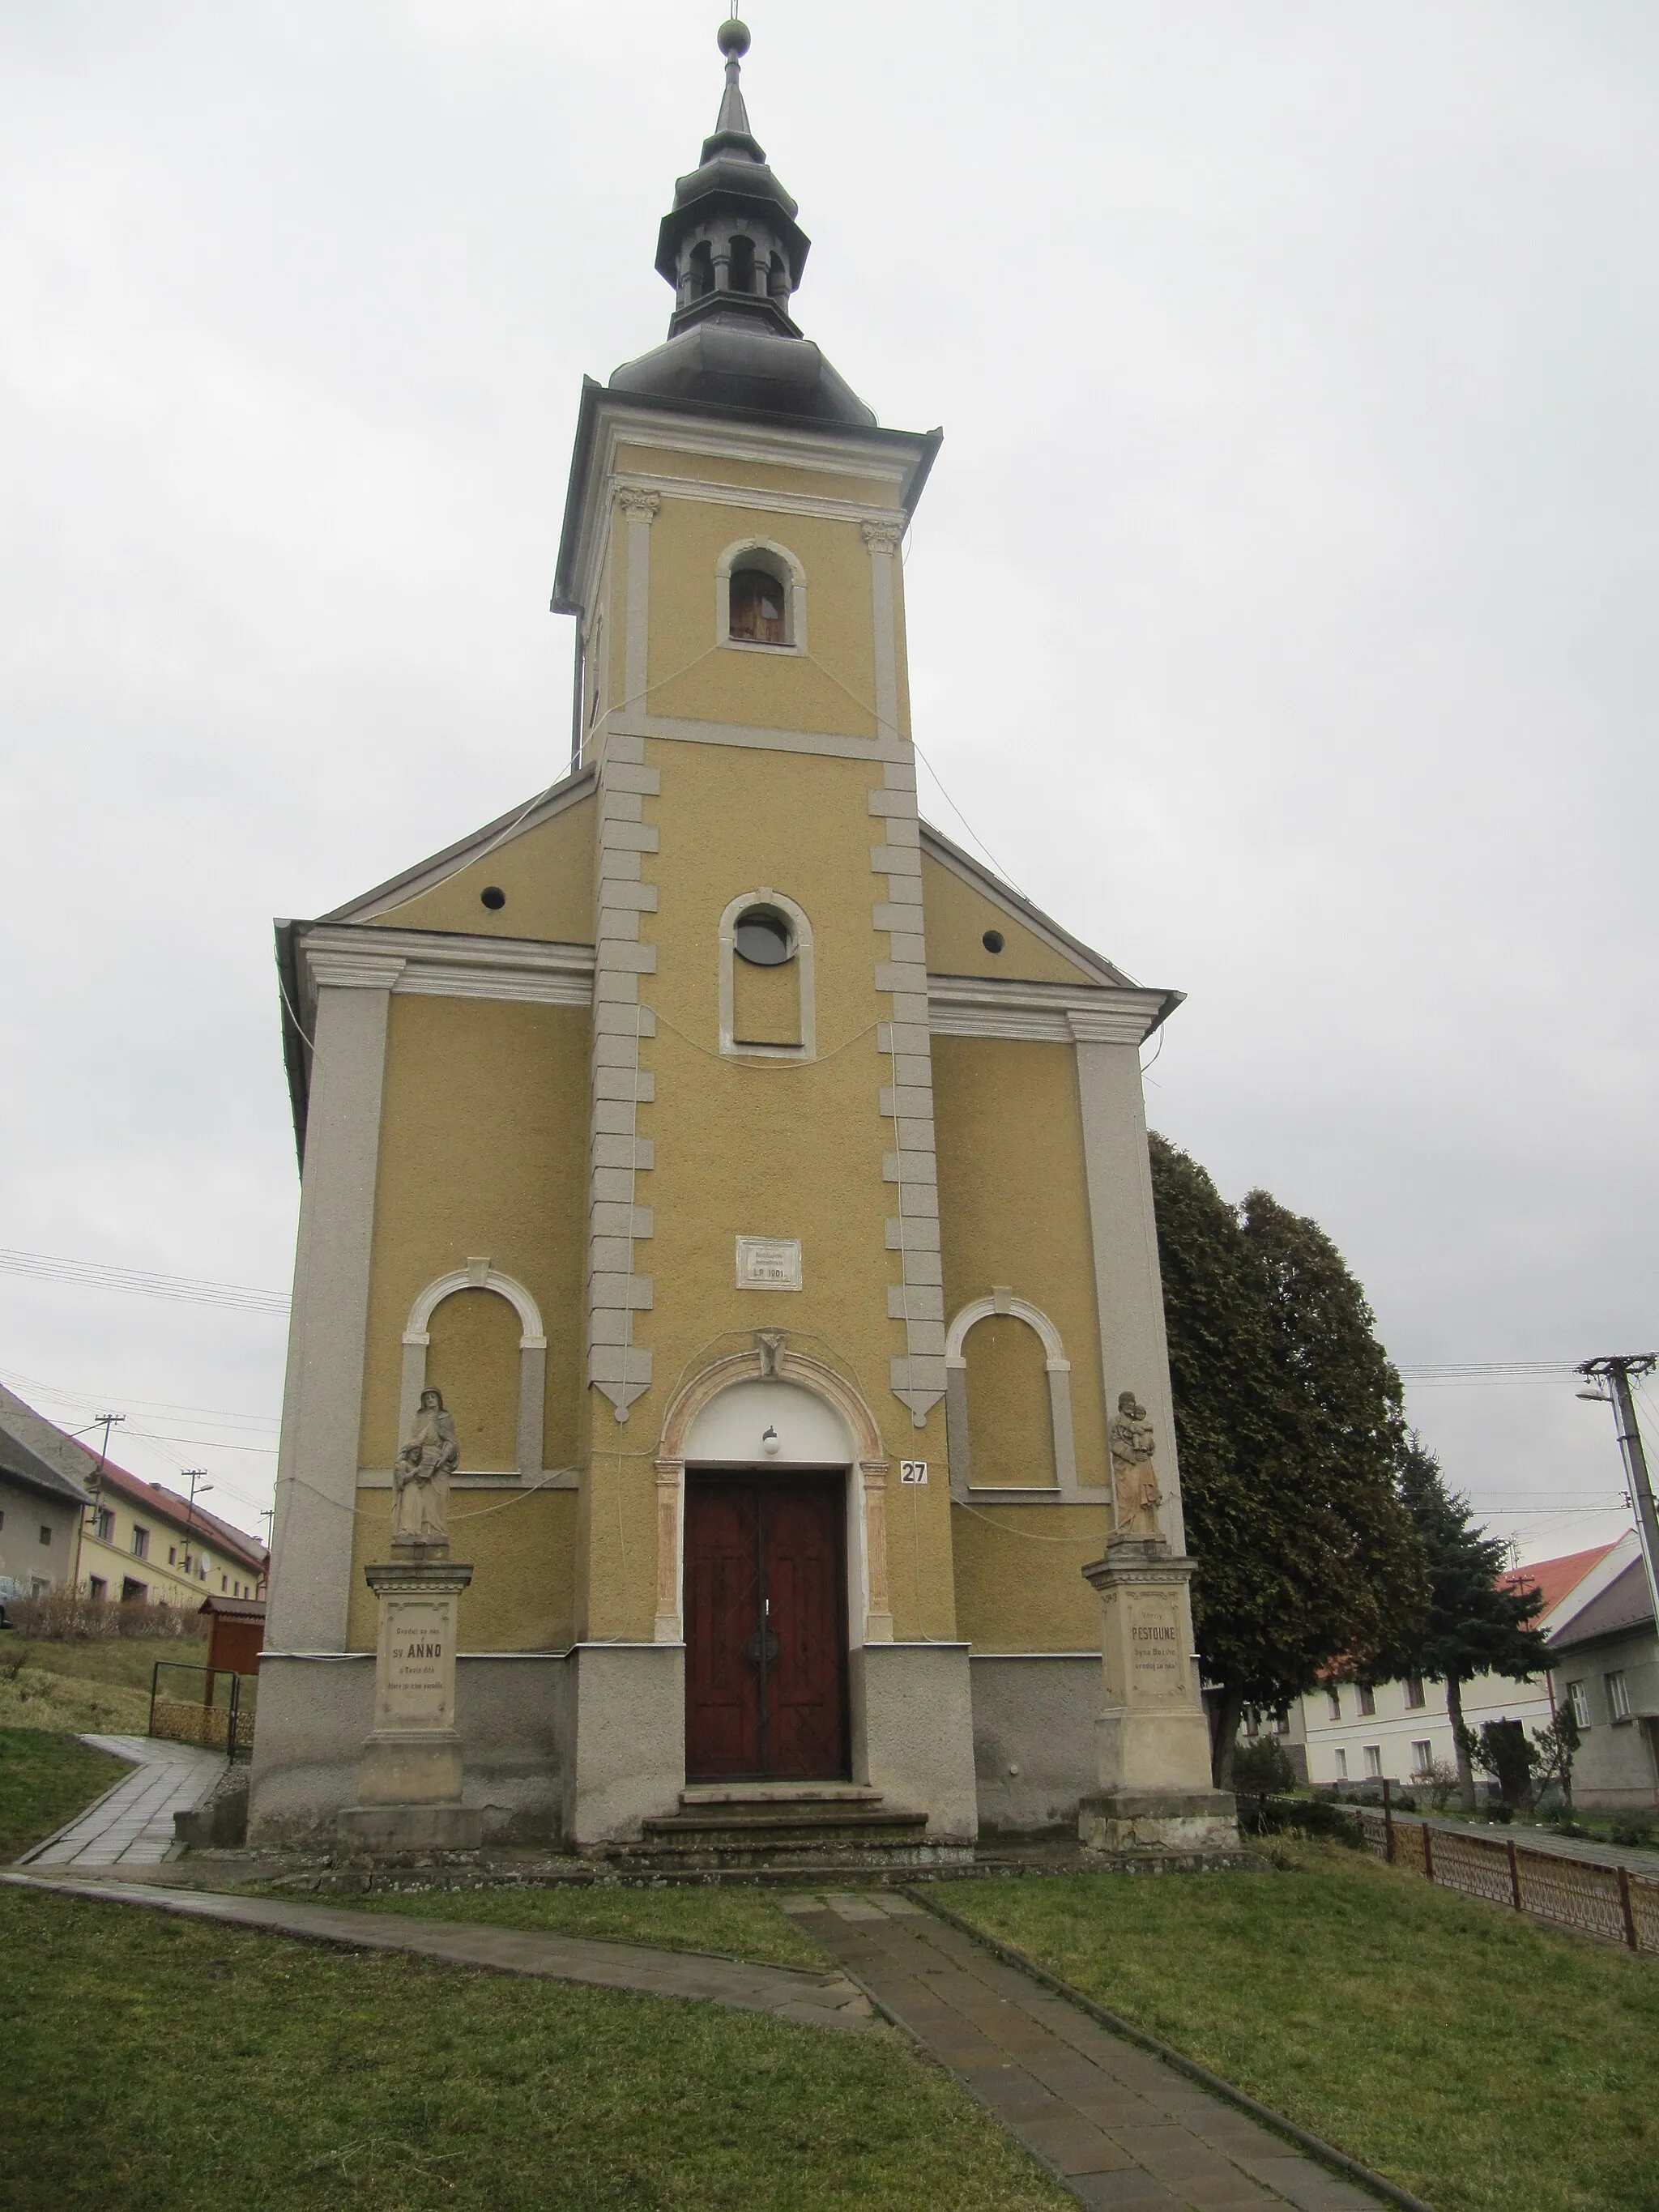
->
xmin=1148 ymin=1137 xmax=1428 ymax=1782
xmin=1387 ymin=1437 xmax=1548 ymax=1809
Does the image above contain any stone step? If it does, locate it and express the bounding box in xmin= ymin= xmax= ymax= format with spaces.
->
xmin=605 ymin=1835 xmax=975 ymax=1872
xmin=646 ymin=1801 xmax=920 ymax=1840
xmin=609 ymin=1788 xmax=968 ymax=1872
xmin=680 ymin=1783 xmax=883 ymax=1808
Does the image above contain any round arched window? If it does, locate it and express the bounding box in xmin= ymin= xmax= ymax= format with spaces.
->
xmin=733 ymin=907 xmax=794 ymax=965
xmin=729 ymin=566 xmax=787 ymax=645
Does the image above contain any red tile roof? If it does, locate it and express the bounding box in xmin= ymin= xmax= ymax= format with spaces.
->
xmin=88 ymin=1457 xmax=267 ymax=1575
xmin=1500 ymin=1541 xmax=1620 ymax=1621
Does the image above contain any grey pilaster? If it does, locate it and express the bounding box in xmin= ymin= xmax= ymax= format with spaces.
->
xmin=1071 ymin=1029 xmax=1185 ymax=1550
xmin=265 ymin=956 xmax=398 ymax=1651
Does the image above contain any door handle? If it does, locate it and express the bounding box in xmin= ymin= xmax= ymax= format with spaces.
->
xmin=743 ymin=1625 xmax=781 ymax=1667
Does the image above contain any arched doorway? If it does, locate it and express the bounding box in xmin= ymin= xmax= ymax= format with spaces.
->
xmin=662 ymin=1358 xmax=887 ymax=1784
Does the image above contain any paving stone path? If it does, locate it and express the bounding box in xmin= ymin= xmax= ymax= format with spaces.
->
xmin=6 ymin=1866 xmax=1400 ymax=2210
xmin=19 ymin=1736 xmax=223 ymax=1869
xmin=789 ymin=1893 xmax=1388 ymax=2212
xmin=0 ymin=1871 xmax=872 ymax=2032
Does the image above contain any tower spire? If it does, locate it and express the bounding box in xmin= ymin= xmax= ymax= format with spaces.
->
xmin=605 ymin=16 xmax=876 ymax=428
xmin=712 ymin=16 xmax=753 ymax=143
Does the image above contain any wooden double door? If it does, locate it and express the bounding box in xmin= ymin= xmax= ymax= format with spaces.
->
xmin=684 ymin=1474 xmax=850 ymax=1783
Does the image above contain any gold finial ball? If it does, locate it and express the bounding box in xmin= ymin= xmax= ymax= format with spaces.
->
xmin=717 ymin=17 xmax=751 ymax=58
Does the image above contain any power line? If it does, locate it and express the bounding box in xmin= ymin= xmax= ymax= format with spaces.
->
xmin=0 ymin=1363 xmax=278 ymax=1432
xmin=0 ymin=1246 xmax=288 ymax=1315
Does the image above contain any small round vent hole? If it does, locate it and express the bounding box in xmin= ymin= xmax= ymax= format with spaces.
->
xmin=982 ymin=929 xmax=1004 ymax=954
xmin=480 ymin=886 xmax=507 ymax=911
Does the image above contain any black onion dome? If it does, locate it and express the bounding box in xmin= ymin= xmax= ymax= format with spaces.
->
xmin=608 ymin=19 xmax=873 ymax=427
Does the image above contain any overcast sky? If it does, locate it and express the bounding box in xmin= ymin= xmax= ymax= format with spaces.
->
xmin=3 ymin=1 xmax=1655 ymax=1562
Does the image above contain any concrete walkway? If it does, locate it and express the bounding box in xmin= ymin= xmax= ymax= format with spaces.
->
xmin=19 ymin=1737 xmax=227 ymax=1869
xmin=791 ymin=1893 xmax=1388 ymax=2212
xmin=0 ymin=1871 xmax=872 ymax=2032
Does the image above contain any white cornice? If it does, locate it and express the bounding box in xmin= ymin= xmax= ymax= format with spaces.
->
xmin=569 ymin=403 xmax=914 ymax=620
xmin=928 ymin=975 xmax=1171 ymax=1046
xmin=610 ymin=710 xmax=885 ymax=761
xmin=297 ymin=925 xmax=595 ymax=1012
xmin=614 ymin=467 xmax=907 ymax=531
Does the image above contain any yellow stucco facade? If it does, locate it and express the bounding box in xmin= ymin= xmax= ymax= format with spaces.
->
xmin=254 ymin=36 xmax=1186 ymax=1852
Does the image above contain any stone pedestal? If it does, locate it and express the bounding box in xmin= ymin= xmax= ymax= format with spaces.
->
xmin=1077 ymin=1536 xmax=1239 ymax=1855
xmin=337 ymin=1552 xmax=483 ymax=1852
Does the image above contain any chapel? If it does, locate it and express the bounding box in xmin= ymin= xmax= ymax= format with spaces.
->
xmin=249 ymin=23 xmax=1211 ymax=1857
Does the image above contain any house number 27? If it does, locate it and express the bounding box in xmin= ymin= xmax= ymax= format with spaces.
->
xmin=899 ymin=1461 xmax=928 ymax=1485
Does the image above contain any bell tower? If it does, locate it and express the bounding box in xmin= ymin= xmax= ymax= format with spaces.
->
xmin=552 ymin=17 xmax=971 ymax=1837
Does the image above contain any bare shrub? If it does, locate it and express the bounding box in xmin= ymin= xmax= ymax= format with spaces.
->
xmin=8 ymin=1588 xmax=204 ymax=1643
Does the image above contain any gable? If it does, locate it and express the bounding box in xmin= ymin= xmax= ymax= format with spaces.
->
xmin=920 ymin=829 xmax=1129 ymax=987
xmin=324 ymin=774 xmax=598 ymax=945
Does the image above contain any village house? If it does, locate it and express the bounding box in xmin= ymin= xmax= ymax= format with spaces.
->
xmin=0 ymin=1384 xmax=267 ymax=1611
xmin=1294 ymin=1538 xmax=1634 ymax=1790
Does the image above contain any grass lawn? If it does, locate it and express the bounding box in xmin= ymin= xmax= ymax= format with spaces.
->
xmin=950 ymin=1842 xmax=1659 ymax=2212
xmin=0 ymin=1728 xmax=132 ymax=1859
xmin=0 ymin=1886 xmax=1071 ymax=2212
xmin=0 ymin=1628 xmax=206 ymax=1734
xmin=301 ymin=1877 xmax=832 ymax=1970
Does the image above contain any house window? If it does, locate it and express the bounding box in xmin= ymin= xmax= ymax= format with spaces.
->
xmin=39 ymin=1525 xmax=52 ymax=1546
xmin=729 ymin=567 xmax=787 ymax=645
xmin=31 ymin=1577 xmax=49 ymax=1597
xmin=1606 ymin=1670 xmax=1631 ymax=1722
xmin=120 ymin=1577 xmax=147 ymax=1603
xmin=1325 ymin=1686 xmax=1341 ymax=1722
xmin=1334 ymin=1749 xmax=1348 ymax=1780
xmin=87 ymin=1576 xmax=107 ymax=1601
xmin=0 ymin=1509 xmax=5 ymax=1529
xmin=1404 ymin=1677 xmax=1426 ymax=1709
xmin=168 ymin=1545 xmax=177 ymax=1565
xmin=1363 ymin=1746 xmax=1383 ymax=1779
xmin=130 ymin=1525 xmax=149 ymax=1561
xmin=220 ymin=1575 xmax=228 ymax=1592
xmin=93 ymin=1507 xmax=114 ymax=1542
xmin=1411 ymin=1741 xmax=1433 ymax=1775
xmin=1357 ymin=1685 xmax=1376 ymax=1716
xmin=1566 ymin=1680 xmax=1589 ymax=1728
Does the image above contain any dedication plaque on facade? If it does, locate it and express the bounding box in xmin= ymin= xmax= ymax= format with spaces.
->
xmin=736 ymin=1236 xmax=802 ymax=1291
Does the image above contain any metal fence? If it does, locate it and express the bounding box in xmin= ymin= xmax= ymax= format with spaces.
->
xmin=1354 ymin=1801 xmax=1659 ymax=1954
xmin=148 ymin=1660 xmax=256 ymax=1761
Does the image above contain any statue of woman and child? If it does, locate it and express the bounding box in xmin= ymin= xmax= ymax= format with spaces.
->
xmin=392 ymin=1387 xmax=459 ymax=1549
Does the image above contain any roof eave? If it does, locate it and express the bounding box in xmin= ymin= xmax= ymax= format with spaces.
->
xmin=551 ymin=381 xmax=941 ymax=616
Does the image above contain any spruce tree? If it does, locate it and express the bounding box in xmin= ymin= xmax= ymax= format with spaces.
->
xmin=1148 ymin=1137 xmax=1428 ymax=1783
xmin=1390 ymin=1437 xmax=1549 ymax=1810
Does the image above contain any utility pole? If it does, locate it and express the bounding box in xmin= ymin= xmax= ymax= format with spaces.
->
xmin=1576 ymin=1356 xmax=1659 ymax=1632
xmin=72 ymin=1412 xmax=124 ymax=1596
xmin=181 ymin=1469 xmax=213 ymax=1587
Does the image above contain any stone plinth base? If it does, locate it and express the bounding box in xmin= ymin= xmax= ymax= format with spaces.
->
xmin=1079 ymin=1788 xmax=1240 ymax=1856
xmin=353 ymin=1728 xmax=465 ymax=1806
xmin=1079 ymin=1537 xmax=1239 ymax=1853
xmin=336 ymin=1802 xmax=484 ymax=1852
xmin=338 ymin=1555 xmax=476 ymax=1857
